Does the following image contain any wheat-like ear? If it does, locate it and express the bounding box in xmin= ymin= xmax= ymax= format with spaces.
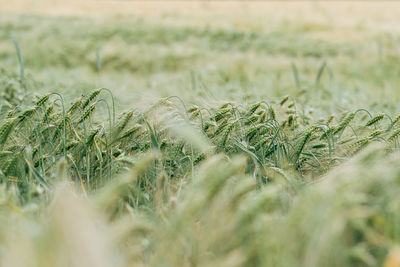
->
xmin=78 ymin=103 xmax=96 ymax=124
xmin=19 ymin=107 xmax=36 ymax=122
xmin=220 ymin=121 xmax=236 ymax=148
xmin=246 ymin=103 xmax=261 ymax=116
xmin=192 ymin=153 xmax=206 ymax=165
xmin=347 ymin=137 xmax=371 ymax=155
xmin=219 ymin=102 xmax=230 ymax=109
xmin=82 ymin=89 xmax=101 ymax=109
xmin=312 ymin=143 xmax=326 ymax=149
xmin=4 ymin=154 xmax=19 ymax=177
xmin=326 ymin=115 xmax=334 ymax=124
xmin=189 ymin=109 xmax=200 ymax=120
xmin=320 ymin=127 xmax=334 ymax=140
xmin=187 ymin=105 xmax=198 ymax=113
xmin=293 ymin=130 xmax=312 ymax=165
xmin=212 ymin=119 xmax=228 ymax=138
xmin=369 ymin=130 xmax=384 ymax=138
xmin=213 ymin=108 xmax=231 ymax=122
xmin=113 ymin=111 xmax=134 ymax=138
xmin=203 ymin=121 xmax=215 ymax=134
xmin=187 ymin=105 xmax=200 ymax=120
xmin=255 ymin=136 xmax=272 ymax=150
xmin=287 ymin=115 xmax=294 ymax=127
xmin=53 ymin=116 xmax=70 ymax=142
xmin=245 ymin=127 xmax=258 ymax=141
xmin=258 ymin=110 xmax=268 ymax=123
xmin=333 ymin=112 xmax=355 ymax=134
xmin=67 ymin=97 xmax=82 ymax=115
xmin=268 ymin=106 xmax=276 ymax=120
xmin=42 ymin=103 xmax=54 ymax=123
xmin=34 ymin=94 xmax=51 ymax=107
xmin=388 ymin=128 xmax=400 ymax=143
xmin=280 ymin=95 xmax=289 ymax=106
xmin=86 ymin=128 xmax=100 ymax=146
xmin=365 ymin=114 xmax=384 ymax=127
xmin=244 ymin=114 xmax=259 ymax=125
xmin=62 ymin=140 xmax=79 ymax=152
xmin=337 ymin=111 xmax=348 ymax=123
xmin=118 ymin=124 xmax=142 ymax=142
xmin=392 ymin=114 xmax=400 ymax=125
xmin=7 ymin=109 xmax=17 ymax=118
xmin=0 ymin=118 xmax=17 ymax=146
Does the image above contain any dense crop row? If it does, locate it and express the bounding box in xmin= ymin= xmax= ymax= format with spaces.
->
xmin=1 ymin=77 xmax=400 ymax=265
xmin=1 ymin=74 xmax=400 ymax=206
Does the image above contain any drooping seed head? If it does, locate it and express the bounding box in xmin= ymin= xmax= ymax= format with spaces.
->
xmin=82 ymin=89 xmax=101 ymax=109
xmin=326 ymin=115 xmax=334 ymax=124
xmin=34 ymin=94 xmax=51 ymax=107
xmin=369 ymin=130 xmax=384 ymax=138
xmin=268 ymin=107 xmax=276 ymax=120
xmin=393 ymin=114 xmax=400 ymax=125
xmin=246 ymin=103 xmax=261 ymax=116
xmin=0 ymin=118 xmax=17 ymax=145
xmin=19 ymin=107 xmax=36 ymax=122
xmin=365 ymin=114 xmax=384 ymax=127
xmin=349 ymin=137 xmax=370 ymax=149
xmin=280 ymin=95 xmax=289 ymax=106
xmin=67 ymin=97 xmax=82 ymax=115
xmin=78 ymin=102 xmax=96 ymax=123
xmin=333 ymin=112 xmax=355 ymax=134
xmin=220 ymin=121 xmax=236 ymax=148
xmin=388 ymin=128 xmax=400 ymax=143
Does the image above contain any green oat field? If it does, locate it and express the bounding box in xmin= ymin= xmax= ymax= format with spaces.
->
xmin=1 ymin=1 xmax=400 ymax=266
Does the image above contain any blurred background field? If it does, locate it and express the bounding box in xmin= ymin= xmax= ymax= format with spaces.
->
xmin=1 ymin=1 xmax=400 ymax=112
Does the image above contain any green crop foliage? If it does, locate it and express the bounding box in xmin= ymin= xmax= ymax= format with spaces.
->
xmin=1 ymin=3 xmax=400 ymax=267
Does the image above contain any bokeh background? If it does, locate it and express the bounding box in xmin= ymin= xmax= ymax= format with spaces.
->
xmin=2 ymin=1 xmax=400 ymax=113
